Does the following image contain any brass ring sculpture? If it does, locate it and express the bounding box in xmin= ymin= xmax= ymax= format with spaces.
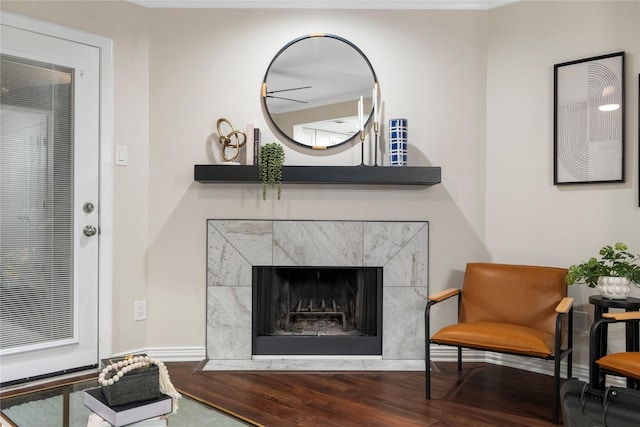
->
xmin=216 ymin=118 xmax=246 ymax=162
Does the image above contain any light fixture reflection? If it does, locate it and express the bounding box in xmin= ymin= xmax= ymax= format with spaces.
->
xmin=598 ymin=104 xmax=620 ymax=112
xmin=599 ymin=85 xmax=619 ymax=112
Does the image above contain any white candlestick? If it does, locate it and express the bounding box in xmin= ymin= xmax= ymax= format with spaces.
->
xmin=359 ymin=96 xmax=364 ymax=132
xmin=373 ymin=84 xmax=378 ymax=124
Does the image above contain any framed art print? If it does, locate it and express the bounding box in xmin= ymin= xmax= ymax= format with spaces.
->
xmin=554 ymin=52 xmax=625 ymax=184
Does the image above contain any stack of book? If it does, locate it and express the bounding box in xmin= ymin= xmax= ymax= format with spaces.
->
xmin=83 ymin=387 xmax=172 ymax=427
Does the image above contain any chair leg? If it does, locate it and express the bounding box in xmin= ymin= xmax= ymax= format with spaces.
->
xmin=589 ymin=319 xmax=607 ymax=389
xmin=457 ymin=347 xmax=462 ymax=372
xmin=425 ymin=304 xmax=431 ymax=399
xmin=552 ymin=355 xmax=561 ymax=424
xmin=425 ymin=342 xmax=431 ymax=399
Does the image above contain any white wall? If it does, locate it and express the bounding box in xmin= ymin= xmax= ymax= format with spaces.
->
xmin=486 ymin=1 xmax=640 ymax=365
xmin=145 ymin=8 xmax=489 ymax=348
xmin=2 ymin=1 xmax=639 ymax=371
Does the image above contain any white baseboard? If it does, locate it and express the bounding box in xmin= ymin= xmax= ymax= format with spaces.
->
xmin=429 ymin=346 xmax=625 ymax=386
xmin=110 ymin=346 xmax=206 ymax=362
xmin=429 ymin=346 xmax=579 ymax=377
xmin=107 ymin=345 xmax=625 ymax=387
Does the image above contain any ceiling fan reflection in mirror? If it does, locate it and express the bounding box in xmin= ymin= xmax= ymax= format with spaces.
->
xmin=265 ymin=85 xmax=312 ymax=104
xmin=261 ymin=33 xmax=377 ymax=149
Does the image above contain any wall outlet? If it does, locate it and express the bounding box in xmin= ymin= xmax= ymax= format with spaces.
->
xmin=134 ymin=300 xmax=147 ymax=321
xmin=574 ymin=310 xmax=590 ymax=333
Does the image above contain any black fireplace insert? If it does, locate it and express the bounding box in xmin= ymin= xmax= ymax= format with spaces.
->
xmin=252 ymin=266 xmax=382 ymax=356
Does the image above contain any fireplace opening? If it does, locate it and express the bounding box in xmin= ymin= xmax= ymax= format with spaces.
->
xmin=252 ymin=266 xmax=382 ymax=356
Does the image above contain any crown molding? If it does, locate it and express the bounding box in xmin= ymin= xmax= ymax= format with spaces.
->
xmin=129 ymin=0 xmax=518 ymax=10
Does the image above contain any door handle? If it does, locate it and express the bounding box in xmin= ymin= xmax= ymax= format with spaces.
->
xmin=83 ymin=225 xmax=97 ymax=237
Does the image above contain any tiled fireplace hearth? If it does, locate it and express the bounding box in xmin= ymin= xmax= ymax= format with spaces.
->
xmin=206 ymin=220 xmax=428 ymax=369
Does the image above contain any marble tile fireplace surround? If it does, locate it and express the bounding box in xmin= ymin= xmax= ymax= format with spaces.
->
xmin=206 ymin=220 xmax=428 ymax=370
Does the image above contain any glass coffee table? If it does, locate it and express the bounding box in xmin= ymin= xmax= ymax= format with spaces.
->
xmin=1 ymin=378 xmax=257 ymax=427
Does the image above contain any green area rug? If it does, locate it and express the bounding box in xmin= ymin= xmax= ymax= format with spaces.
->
xmin=2 ymin=389 xmax=254 ymax=427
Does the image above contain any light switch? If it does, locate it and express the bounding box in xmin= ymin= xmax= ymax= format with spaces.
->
xmin=115 ymin=145 xmax=128 ymax=166
xmin=134 ymin=300 xmax=147 ymax=321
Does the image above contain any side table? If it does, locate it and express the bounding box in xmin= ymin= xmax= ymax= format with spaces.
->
xmin=589 ymin=295 xmax=640 ymax=388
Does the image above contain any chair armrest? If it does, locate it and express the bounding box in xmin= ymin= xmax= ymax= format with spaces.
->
xmin=602 ymin=311 xmax=640 ymax=321
xmin=428 ymin=288 xmax=460 ymax=303
xmin=555 ymin=297 xmax=574 ymax=314
xmin=425 ymin=288 xmax=461 ymax=351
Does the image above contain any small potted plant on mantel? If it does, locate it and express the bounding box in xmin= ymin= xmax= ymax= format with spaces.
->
xmin=259 ymin=142 xmax=285 ymax=200
xmin=566 ymin=242 xmax=640 ymax=299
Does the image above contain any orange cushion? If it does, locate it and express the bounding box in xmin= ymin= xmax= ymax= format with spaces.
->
xmin=597 ymin=352 xmax=640 ymax=379
xmin=431 ymin=321 xmax=555 ymax=358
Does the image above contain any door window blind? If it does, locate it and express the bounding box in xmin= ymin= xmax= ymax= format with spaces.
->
xmin=0 ymin=54 xmax=75 ymax=353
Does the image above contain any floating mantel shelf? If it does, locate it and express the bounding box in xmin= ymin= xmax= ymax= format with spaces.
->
xmin=194 ymin=165 xmax=441 ymax=185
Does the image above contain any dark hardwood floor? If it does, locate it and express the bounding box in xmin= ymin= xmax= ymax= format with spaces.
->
xmin=166 ymin=361 xmax=563 ymax=426
xmin=0 ymin=361 xmax=565 ymax=426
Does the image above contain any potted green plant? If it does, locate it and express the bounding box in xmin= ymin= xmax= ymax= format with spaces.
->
xmin=566 ymin=242 xmax=640 ymax=299
xmin=258 ymin=142 xmax=285 ymax=200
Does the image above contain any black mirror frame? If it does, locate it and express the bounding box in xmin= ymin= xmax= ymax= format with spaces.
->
xmin=261 ymin=33 xmax=378 ymax=150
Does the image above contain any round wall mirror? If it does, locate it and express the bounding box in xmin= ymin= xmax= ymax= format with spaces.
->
xmin=261 ymin=34 xmax=377 ymax=150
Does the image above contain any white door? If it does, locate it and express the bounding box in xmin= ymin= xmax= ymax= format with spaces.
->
xmin=0 ymin=22 xmax=100 ymax=383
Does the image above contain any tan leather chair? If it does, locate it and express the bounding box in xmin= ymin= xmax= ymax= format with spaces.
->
xmin=425 ymin=263 xmax=574 ymax=424
xmin=590 ymin=311 xmax=640 ymax=390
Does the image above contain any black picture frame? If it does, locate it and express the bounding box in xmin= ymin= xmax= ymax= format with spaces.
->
xmin=554 ymin=52 xmax=625 ymax=185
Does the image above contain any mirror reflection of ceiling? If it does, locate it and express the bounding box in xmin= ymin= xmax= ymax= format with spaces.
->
xmin=262 ymin=34 xmax=376 ymax=149
xmin=129 ymin=1 xmax=518 ymax=10
xmin=265 ymin=37 xmax=371 ymax=115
